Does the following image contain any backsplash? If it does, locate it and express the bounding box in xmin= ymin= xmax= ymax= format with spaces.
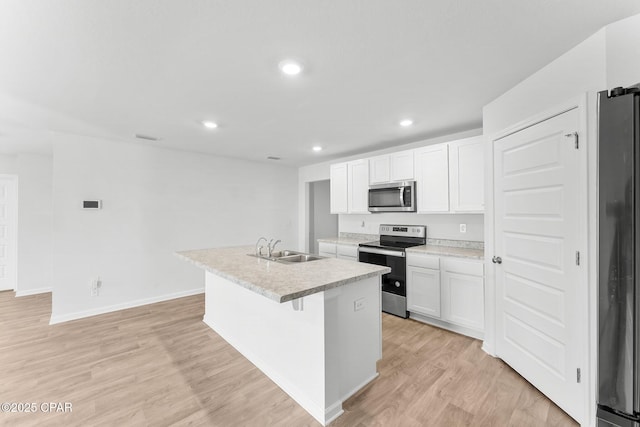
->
xmin=339 ymin=213 xmax=484 ymax=242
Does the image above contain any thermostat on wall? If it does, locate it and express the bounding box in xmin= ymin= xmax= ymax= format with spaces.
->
xmin=83 ymin=200 xmax=102 ymax=209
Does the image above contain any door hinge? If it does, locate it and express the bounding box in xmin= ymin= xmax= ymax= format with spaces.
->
xmin=565 ymin=132 xmax=579 ymax=149
xmin=575 ymin=251 xmax=580 ymax=266
xmin=576 ymin=368 xmax=581 ymax=383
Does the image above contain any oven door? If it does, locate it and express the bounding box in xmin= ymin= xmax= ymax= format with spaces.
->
xmin=368 ymin=181 xmax=416 ymax=212
xmin=357 ymin=246 xmax=406 ymax=296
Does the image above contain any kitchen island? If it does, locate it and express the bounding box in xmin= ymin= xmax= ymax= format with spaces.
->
xmin=177 ymin=246 xmax=390 ymax=426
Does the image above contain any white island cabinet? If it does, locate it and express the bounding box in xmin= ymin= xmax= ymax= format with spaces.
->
xmin=177 ymin=246 xmax=389 ymax=426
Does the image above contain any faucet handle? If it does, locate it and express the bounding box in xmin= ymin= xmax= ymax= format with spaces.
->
xmin=255 ymin=237 xmax=267 ymax=257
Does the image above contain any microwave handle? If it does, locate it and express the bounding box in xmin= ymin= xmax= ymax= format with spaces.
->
xmin=399 ymin=187 xmax=405 ymax=206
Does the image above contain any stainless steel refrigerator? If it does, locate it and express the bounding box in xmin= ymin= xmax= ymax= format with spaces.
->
xmin=598 ymin=84 xmax=640 ymax=427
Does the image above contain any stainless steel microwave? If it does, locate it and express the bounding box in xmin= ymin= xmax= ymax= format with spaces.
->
xmin=368 ymin=181 xmax=416 ymax=212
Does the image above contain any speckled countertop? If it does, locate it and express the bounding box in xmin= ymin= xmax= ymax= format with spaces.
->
xmin=405 ymin=245 xmax=484 ymax=260
xmin=317 ymin=234 xmax=376 ymax=246
xmin=177 ymin=246 xmax=390 ymax=303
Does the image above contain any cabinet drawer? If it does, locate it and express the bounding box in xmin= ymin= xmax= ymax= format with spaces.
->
xmin=442 ymin=258 xmax=483 ymax=276
xmin=337 ymin=244 xmax=358 ymax=258
xmin=318 ymin=242 xmax=337 ymax=255
xmin=406 ymin=253 xmax=440 ymax=270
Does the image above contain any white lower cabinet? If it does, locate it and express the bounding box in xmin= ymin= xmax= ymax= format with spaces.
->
xmin=318 ymin=242 xmax=358 ymax=261
xmin=407 ymin=253 xmax=484 ymax=338
xmin=441 ymin=259 xmax=484 ymax=331
xmin=318 ymin=242 xmax=337 ymax=258
xmin=407 ymin=265 xmax=441 ymax=318
xmin=337 ymin=244 xmax=358 ymax=261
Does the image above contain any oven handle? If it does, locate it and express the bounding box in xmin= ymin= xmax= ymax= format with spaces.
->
xmin=358 ymin=247 xmax=405 ymax=258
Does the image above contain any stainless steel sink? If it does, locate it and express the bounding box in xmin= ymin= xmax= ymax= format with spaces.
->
xmin=269 ymin=250 xmax=301 ymax=258
xmin=248 ymin=250 xmax=324 ymax=264
xmin=277 ymin=254 xmax=323 ymax=263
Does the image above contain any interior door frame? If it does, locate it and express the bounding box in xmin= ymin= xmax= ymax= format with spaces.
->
xmin=483 ymin=94 xmax=590 ymax=424
xmin=0 ymin=174 xmax=18 ymax=293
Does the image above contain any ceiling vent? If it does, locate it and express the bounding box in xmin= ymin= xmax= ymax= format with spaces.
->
xmin=135 ymin=134 xmax=159 ymax=141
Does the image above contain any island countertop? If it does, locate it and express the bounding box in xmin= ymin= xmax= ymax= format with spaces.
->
xmin=177 ymin=246 xmax=390 ymax=303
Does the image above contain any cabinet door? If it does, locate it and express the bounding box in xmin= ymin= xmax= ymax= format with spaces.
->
xmin=414 ymin=144 xmax=449 ymax=213
xmin=369 ymin=155 xmax=390 ymax=184
xmin=442 ymin=271 xmax=484 ymax=330
xmin=390 ymin=149 xmax=414 ymax=181
xmin=449 ymin=136 xmax=485 ymax=213
xmin=318 ymin=242 xmax=337 ymax=257
xmin=348 ymin=160 xmax=370 ymax=214
xmin=407 ymin=265 xmax=441 ymax=318
xmin=330 ymin=163 xmax=348 ymax=214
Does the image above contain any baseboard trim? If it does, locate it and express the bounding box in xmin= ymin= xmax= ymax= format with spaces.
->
xmin=15 ymin=287 xmax=52 ymax=297
xmin=409 ymin=312 xmax=484 ymax=340
xmin=49 ymin=287 xmax=204 ymax=325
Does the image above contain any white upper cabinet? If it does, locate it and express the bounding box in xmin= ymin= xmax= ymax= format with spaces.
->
xmin=414 ymin=144 xmax=450 ymax=213
xmin=348 ymin=159 xmax=370 ymax=214
xmin=390 ymin=150 xmax=415 ymax=182
xmin=330 ymin=163 xmax=348 ymax=214
xmin=449 ymin=136 xmax=485 ymax=213
xmin=369 ymin=150 xmax=414 ymax=184
xmin=330 ymin=160 xmax=369 ymax=214
xmin=369 ymin=155 xmax=390 ymax=184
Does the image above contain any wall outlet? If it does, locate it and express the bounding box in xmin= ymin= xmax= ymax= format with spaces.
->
xmin=90 ymin=277 xmax=101 ymax=297
xmin=354 ymin=298 xmax=365 ymax=312
xmin=459 ymin=223 xmax=467 ymax=233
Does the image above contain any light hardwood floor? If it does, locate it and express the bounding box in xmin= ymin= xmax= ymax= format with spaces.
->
xmin=0 ymin=291 xmax=577 ymax=427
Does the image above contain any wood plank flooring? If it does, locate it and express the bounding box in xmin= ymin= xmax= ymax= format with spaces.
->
xmin=0 ymin=291 xmax=578 ymax=426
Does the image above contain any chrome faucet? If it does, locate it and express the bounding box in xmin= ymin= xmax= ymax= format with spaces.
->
xmin=267 ymin=239 xmax=281 ymax=257
xmin=255 ymin=237 xmax=267 ymax=257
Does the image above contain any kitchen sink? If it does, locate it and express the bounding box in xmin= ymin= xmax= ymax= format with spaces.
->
xmin=269 ymin=250 xmax=301 ymax=258
xmin=248 ymin=250 xmax=324 ymax=264
xmin=276 ymin=254 xmax=323 ymax=263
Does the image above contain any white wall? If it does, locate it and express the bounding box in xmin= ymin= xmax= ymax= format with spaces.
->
xmin=0 ymin=152 xmax=54 ymax=296
xmin=606 ymin=14 xmax=640 ymax=89
xmin=298 ymin=129 xmax=483 ymax=250
xmin=50 ymin=134 xmax=298 ymax=323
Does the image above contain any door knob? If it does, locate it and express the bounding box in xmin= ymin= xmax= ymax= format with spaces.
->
xmin=492 ymin=256 xmax=502 ymax=264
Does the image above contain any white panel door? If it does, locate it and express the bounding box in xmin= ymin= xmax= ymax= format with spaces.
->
xmin=493 ymin=108 xmax=583 ymax=422
xmin=415 ymin=144 xmax=449 ymax=213
xmin=0 ymin=176 xmax=17 ymax=291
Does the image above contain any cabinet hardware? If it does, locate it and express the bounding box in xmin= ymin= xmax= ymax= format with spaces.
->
xmin=492 ymin=256 xmax=502 ymax=264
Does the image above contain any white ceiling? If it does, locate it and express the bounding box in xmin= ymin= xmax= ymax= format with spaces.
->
xmin=1 ymin=1 xmax=639 ymax=165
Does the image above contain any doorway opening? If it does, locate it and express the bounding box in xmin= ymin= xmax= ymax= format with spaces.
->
xmin=308 ymin=180 xmax=338 ymax=254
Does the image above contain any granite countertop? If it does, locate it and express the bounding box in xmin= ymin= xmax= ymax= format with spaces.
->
xmin=317 ymin=234 xmax=377 ymax=246
xmin=177 ymin=246 xmax=390 ymax=303
xmin=405 ymin=245 xmax=484 ymax=260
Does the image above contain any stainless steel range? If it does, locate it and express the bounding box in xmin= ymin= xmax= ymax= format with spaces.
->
xmin=358 ymin=224 xmax=426 ymax=318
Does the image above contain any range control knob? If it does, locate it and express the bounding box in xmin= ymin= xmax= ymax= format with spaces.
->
xmin=395 ymin=281 xmax=401 ymax=287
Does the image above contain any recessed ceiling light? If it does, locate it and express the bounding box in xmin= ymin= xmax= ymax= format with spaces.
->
xmin=279 ymin=60 xmax=303 ymax=76
xmin=202 ymin=121 xmax=218 ymax=129
xmin=312 ymin=146 xmax=323 ymax=152
xmin=399 ymin=119 xmax=414 ymax=127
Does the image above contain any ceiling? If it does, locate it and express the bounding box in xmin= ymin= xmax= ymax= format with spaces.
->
xmin=1 ymin=1 xmax=639 ymax=165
